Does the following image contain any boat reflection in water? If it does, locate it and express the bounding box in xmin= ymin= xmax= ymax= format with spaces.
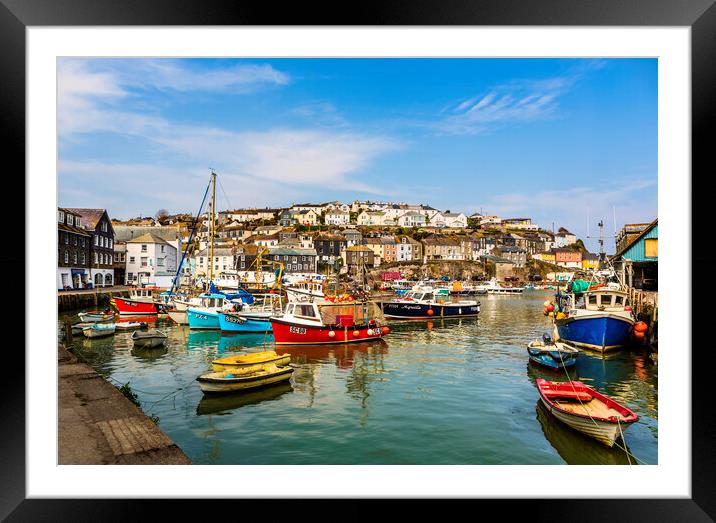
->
xmin=196 ymin=382 xmax=293 ymax=416
xmin=218 ymin=332 xmax=275 ymax=354
xmin=275 ymin=339 xmax=388 ymax=368
xmin=131 ymin=345 xmax=169 ymax=361
xmin=535 ymin=401 xmax=634 ymax=465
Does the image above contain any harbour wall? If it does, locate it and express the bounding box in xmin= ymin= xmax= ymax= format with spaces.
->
xmin=57 ymin=288 xmax=131 ymax=312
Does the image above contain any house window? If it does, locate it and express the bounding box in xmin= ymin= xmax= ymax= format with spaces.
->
xmin=64 ymin=251 xmax=69 ymax=263
xmin=94 ymin=252 xmax=98 ymax=264
xmin=58 ymin=210 xmax=64 ymax=222
xmin=68 ymin=214 xmax=74 ymax=226
xmin=158 ymin=258 xmax=164 ymax=266
xmin=129 ymin=256 xmax=135 ymax=263
xmin=141 ymin=257 xmax=148 ymax=267
xmin=94 ymin=236 xmax=98 ymax=246
xmin=240 ymin=262 xmax=245 ymax=269
xmin=141 ymin=244 xmax=147 ymax=252
xmin=81 ymin=253 xmax=85 ymax=264
xmin=161 ymin=245 xmax=165 ymax=253
xmin=64 ymin=234 xmax=69 ymax=245
xmin=644 ymin=238 xmax=658 ymax=258
xmin=127 ymin=272 xmax=134 ymax=280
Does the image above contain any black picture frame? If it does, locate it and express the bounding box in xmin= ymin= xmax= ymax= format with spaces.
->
xmin=2 ymin=0 xmax=711 ymax=519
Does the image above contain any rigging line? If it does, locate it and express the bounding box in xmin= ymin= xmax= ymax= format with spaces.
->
xmin=217 ymin=176 xmax=233 ymax=215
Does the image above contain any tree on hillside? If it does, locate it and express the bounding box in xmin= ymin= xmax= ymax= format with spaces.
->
xmin=155 ymin=209 xmax=169 ymax=221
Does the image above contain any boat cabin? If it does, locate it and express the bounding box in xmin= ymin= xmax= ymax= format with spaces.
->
xmin=198 ymin=293 xmax=229 ymax=309
xmin=282 ymin=301 xmax=384 ymax=327
xmin=402 ymin=286 xmax=449 ymax=303
xmin=566 ymin=289 xmax=631 ymax=313
xmin=130 ymin=286 xmax=161 ymax=302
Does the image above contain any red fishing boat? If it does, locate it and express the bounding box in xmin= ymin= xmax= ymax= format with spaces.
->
xmin=270 ymin=301 xmax=389 ymax=345
xmin=536 ymin=379 xmax=638 ymax=447
xmin=110 ymin=287 xmax=164 ymax=315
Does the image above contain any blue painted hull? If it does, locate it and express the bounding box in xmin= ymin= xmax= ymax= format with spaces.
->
xmin=527 ymin=348 xmax=578 ymax=369
xmin=555 ymin=314 xmax=633 ymax=352
xmin=379 ymin=301 xmax=480 ymax=319
xmin=218 ymin=312 xmax=272 ymax=333
xmin=187 ymin=308 xmax=221 ymax=330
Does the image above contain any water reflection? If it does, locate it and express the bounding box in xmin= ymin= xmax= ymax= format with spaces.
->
xmin=196 ymin=382 xmax=293 ymax=416
xmin=131 ymin=346 xmax=168 ymax=361
xmin=535 ymin=401 xmax=633 ymax=465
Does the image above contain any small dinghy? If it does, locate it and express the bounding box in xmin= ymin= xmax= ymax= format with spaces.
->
xmin=197 ymin=364 xmax=294 ymax=394
xmin=527 ymin=334 xmax=579 ymax=369
xmin=71 ymin=322 xmax=95 ymax=335
xmin=131 ymin=329 xmax=168 ymax=348
xmin=115 ymin=321 xmax=148 ymax=331
xmin=536 ymin=378 xmax=639 ymax=447
xmin=211 ymin=350 xmax=291 ymax=371
xmin=78 ymin=311 xmax=115 ymax=323
xmin=82 ymin=323 xmax=116 ymax=338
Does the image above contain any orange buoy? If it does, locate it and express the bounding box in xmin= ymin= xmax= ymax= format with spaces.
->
xmin=427 ymin=309 xmax=434 ymax=316
xmin=634 ymin=321 xmax=648 ymax=333
xmin=545 ymin=303 xmax=555 ymax=313
xmin=633 ymin=330 xmax=645 ymax=339
xmin=382 ymin=326 xmax=391 ymax=335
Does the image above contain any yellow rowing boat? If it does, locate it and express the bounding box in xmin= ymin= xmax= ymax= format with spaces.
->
xmin=211 ymin=350 xmax=291 ymax=371
xmin=197 ymin=364 xmax=294 ymax=394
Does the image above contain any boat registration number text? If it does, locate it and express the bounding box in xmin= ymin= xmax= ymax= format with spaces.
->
xmin=289 ymin=326 xmax=307 ymax=335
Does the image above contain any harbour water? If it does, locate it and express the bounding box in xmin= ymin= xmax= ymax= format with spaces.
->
xmin=60 ymin=290 xmax=657 ymax=465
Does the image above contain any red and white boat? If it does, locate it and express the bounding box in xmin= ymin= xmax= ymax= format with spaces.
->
xmin=110 ymin=287 xmax=164 ymax=315
xmin=270 ymin=301 xmax=390 ymax=345
xmin=536 ymin=379 xmax=638 ymax=447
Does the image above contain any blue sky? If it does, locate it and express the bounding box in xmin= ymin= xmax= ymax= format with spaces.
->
xmin=58 ymin=58 xmax=657 ymax=253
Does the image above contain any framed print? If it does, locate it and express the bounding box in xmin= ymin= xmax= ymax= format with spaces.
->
xmin=3 ymin=0 xmax=714 ymax=519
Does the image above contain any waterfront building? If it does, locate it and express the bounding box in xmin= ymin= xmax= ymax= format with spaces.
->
xmin=554 ymin=248 xmax=583 ymax=268
xmin=66 ymin=208 xmax=116 ymax=287
xmin=493 ymin=245 xmax=527 ymax=268
xmin=615 ymin=223 xmax=652 ymax=253
xmin=343 ymin=245 xmax=375 ymax=270
xmin=422 ymin=235 xmax=464 ymax=261
xmin=126 ymin=232 xmax=178 ymax=287
xmin=112 ymin=241 xmax=126 ymax=285
xmin=268 ymin=247 xmax=318 ymax=274
xmin=57 ymin=208 xmax=92 ymax=290
xmin=610 ymin=219 xmax=658 ymax=290
xmin=395 ymin=235 xmax=413 ymax=262
xmin=234 ymin=244 xmax=260 ymax=272
xmin=314 ymin=234 xmax=347 ymax=266
xmin=582 ymin=252 xmax=600 ymax=270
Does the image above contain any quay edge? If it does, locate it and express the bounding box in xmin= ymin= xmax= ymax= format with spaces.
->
xmin=58 ymin=343 xmax=191 ymax=465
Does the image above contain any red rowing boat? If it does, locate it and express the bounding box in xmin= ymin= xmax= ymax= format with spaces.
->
xmin=536 ymin=379 xmax=638 ymax=447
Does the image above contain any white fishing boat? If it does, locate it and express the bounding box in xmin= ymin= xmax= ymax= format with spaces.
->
xmin=82 ymin=323 xmax=116 ymax=338
xmin=131 ymin=329 xmax=168 ymax=348
xmin=167 ymin=309 xmax=188 ymax=325
xmin=474 ymin=278 xmax=524 ymax=294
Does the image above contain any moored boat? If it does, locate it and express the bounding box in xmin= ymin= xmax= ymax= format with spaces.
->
xmin=77 ymin=311 xmax=115 ymax=323
xmin=82 ymin=323 xmax=116 ymax=338
xmin=167 ymin=309 xmax=188 ymax=325
xmin=378 ymin=286 xmax=480 ymax=320
xmin=110 ymin=287 xmax=166 ymax=315
xmin=197 ymin=364 xmax=294 ymax=394
xmin=131 ymin=329 xmax=168 ymax=348
xmin=536 ymin=378 xmax=638 ymax=447
xmin=211 ymin=350 xmax=291 ymax=371
xmin=474 ymin=278 xmax=524 ymax=294
xmin=71 ymin=322 xmax=96 ymax=334
xmin=554 ymin=287 xmax=635 ymax=352
xmin=270 ymin=301 xmax=388 ymax=345
xmin=187 ymin=293 xmax=240 ymax=330
xmin=115 ymin=321 xmax=148 ymax=330
xmin=527 ymin=335 xmax=579 ymax=369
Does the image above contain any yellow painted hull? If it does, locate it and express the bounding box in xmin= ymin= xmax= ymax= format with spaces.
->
xmin=197 ymin=365 xmax=294 ymax=394
xmin=211 ymin=351 xmax=291 ymax=371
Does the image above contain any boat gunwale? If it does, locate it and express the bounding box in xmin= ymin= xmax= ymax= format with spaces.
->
xmin=536 ymin=379 xmax=638 ymax=424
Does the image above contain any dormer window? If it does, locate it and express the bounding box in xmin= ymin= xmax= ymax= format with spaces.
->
xmin=68 ymin=215 xmax=74 ymax=226
xmin=58 ymin=210 xmax=65 ymax=223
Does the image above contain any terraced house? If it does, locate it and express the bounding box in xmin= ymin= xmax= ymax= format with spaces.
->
xmin=66 ymin=208 xmax=116 ymax=287
xmin=57 ymin=208 xmax=91 ymax=290
xmin=268 ymin=247 xmax=318 ymax=274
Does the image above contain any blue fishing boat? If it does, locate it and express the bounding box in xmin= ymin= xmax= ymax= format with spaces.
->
xmin=218 ymin=312 xmax=272 ymax=333
xmin=378 ymin=286 xmax=480 ymax=319
xmin=187 ymin=293 xmax=238 ymax=330
xmin=554 ymin=286 xmax=635 ymax=353
xmin=527 ymin=335 xmax=579 ymax=369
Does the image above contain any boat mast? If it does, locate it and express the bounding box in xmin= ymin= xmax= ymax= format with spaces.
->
xmin=208 ymin=169 xmax=216 ymax=289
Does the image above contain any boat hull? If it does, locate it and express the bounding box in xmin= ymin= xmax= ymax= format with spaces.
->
xmin=379 ymin=301 xmax=480 ymax=319
xmin=555 ymin=313 xmax=634 ymax=352
xmin=111 ymin=297 xmax=158 ymax=315
xmin=167 ymin=310 xmax=188 ymax=325
xmin=187 ymin=308 xmax=221 ymax=330
xmin=218 ymin=312 xmax=272 ymax=333
xmin=211 ymin=352 xmax=291 ymax=371
xmin=197 ymin=367 xmax=294 ymax=394
xmin=270 ymin=318 xmax=385 ymax=345
xmin=77 ymin=312 xmax=115 ymax=323
xmin=132 ymin=337 xmax=167 ymax=348
xmin=527 ymin=348 xmax=578 ymax=370
xmin=82 ymin=325 xmax=116 ymax=338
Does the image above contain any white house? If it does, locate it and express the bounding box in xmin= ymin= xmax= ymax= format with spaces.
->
xmin=442 ymin=212 xmax=468 ymax=228
xmin=358 ymin=210 xmax=387 ymax=226
xmin=194 ymin=247 xmax=236 ymax=278
xmin=125 ymin=232 xmax=178 ymax=287
xmin=395 ymin=235 xmax=413 ymax=261
xmin=397 ymin=211 xmax=426 ymax=227
xmin=325 ymin=210 xmax=350 ymax=226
